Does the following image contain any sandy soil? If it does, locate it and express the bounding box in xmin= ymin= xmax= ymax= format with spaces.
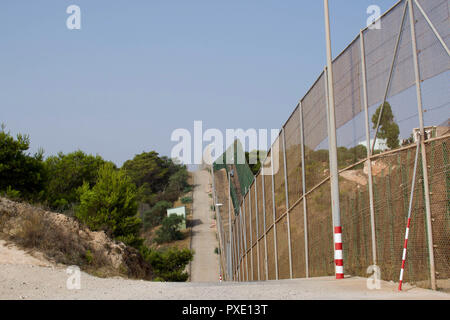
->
xmin=0 ymin=240 xmax=52 ymax=268
xmin=190 ymin=170 xmax=220 ymax=282
xmin=0 ymin=262 xmax=448 ymax=300
xmin=0 ymin=213 xmax=448 ymax=300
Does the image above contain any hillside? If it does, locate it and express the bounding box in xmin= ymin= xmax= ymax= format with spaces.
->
xmin=0 ymin=197 xmax=152 ymax=280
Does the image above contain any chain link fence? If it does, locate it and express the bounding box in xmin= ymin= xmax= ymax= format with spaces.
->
xmin=213 ymin=0 xmax=449 ymax=290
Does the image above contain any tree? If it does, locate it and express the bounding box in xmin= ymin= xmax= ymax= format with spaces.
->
xmin=44 ymin=150 xmax=109 ymax=210
xmin=122 ymin=151 xmax=187 ymax=205
xmin=142 ymin=200 xmax=172 ymax=229
xmin=154 ymin=214 xmax=185 ymax=244
xmin=0 ymin=126 xmax=46 ymax=199
xmin=372 ymin=102 xmax=400 ymax=150
xmin=76 ymin=163 xmax=143 ymax=248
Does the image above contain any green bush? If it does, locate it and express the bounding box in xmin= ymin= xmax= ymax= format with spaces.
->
xmin=140 ymin=247 xmax=193 ymax=282
xmin=154 ymin=214 xmax=185 ymax=244
xmin=181 ymin=196 xmax=192 ymax=204
xmin=75 ymin=163 xmax=143 ymax=248
xmin=5 ymin=186 xmax=21 ymax=201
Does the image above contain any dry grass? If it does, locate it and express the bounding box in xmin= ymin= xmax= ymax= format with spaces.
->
xmin=0 ymin=197 xmax=152 ymax=280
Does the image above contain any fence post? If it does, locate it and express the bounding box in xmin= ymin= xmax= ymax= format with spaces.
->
xmin=262 ymin=172 xmax=269 ymax=280
xmin=243 ymin=190 xmax=249 ymax=281
xmin=324 ymin=0 xmax=344 ymax=279
xmin=249 ymin=186 xmax=254 ymax=281
xmin=254 ymin=177 xmax=261 ymax=281
xmin=407 ymin=0 xmax=436 ymax=290
xmin=228 ymin=170 xmax=234 ymax=280
xmin=282 ymin=127 xmax=294 ymax=279
xmin=360 ymin=29 xmax=378 ymax=267
xmin=299 ymin=102 xmax=309 ymax=278
xmin=271 ymin=150 xmax=279 ymax=280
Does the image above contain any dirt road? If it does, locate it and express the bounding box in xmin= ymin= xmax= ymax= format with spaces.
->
xmin=190 ymin=169 xmax=220 ymax=282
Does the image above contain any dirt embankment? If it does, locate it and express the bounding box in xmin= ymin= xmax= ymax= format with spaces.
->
xmin=0 ymin=197 xmax=152 ymax=280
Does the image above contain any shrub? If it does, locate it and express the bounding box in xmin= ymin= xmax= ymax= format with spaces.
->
xmin=75 ymin=163 xmax=143 ymax=248
xmin=141 ymin=247 xmax=193 ymax=282
xmin=181 ymin=196 xmax=192 ymax=204
xmin=154 ymin=214 xmax=184 ymax=244
xmin=44 ymin=150 xmax=108 ymax=210
xmin=143 ymin=200 xmax=172 ymax=229
xmin=0 ymin=126 xmax=46 ymax=200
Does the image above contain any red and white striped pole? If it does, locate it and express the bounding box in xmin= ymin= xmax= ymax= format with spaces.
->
xmin=219 ymin=274 xmax=222 ymax=283
xmin=334 ymin=226 xmax=344 ymax=279
xmin=399 ymin=138 xmax=421 ymax=291
xmin=324 ymin=0 xmax=344 ymax=281
xmin=399 ymin=218 xmax=411 ymax=290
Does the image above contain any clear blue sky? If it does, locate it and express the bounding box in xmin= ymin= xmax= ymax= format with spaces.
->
xmin=0 ymin=0 xmax=401 ymax=166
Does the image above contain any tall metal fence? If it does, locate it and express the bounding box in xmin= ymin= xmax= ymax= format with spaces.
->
xmin=213 ymin=0 xmax=449 ymax=289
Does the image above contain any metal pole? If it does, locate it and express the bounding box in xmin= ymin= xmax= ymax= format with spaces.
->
xmin=282 ymin=127 xmax=293 ymax=279
xmin=407 ymin=0 xmax=436 ymax=290
xmin=243 ymin=190 xmax=249 ymax=281
xmin=262 ymin=172 xmax=269 ymax=280
xmin=240 ymin=211 xmax=244 ymax=281
xmin=299 ymin=102 xmax=309 ymax=278
xmin=399 ymin=139 xmax=421 ymax=291
xmin=324 ymin=0 xmax=344 ymax=279
xmin=228 ymin=170 xmax=233 ymax=280
xmin=360 ymin=29 xmax=378 ymax=267
xmin=254 ymin=178 xmax=261 ymax=281
xmin=249 ymin=186 xmax=254 ymax=281
xmin=271 ymin=150 xmax=279 ymax=280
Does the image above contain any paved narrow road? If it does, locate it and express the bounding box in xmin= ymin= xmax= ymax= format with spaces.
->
xmin=190 ymin=169 xmax=220 ymax=282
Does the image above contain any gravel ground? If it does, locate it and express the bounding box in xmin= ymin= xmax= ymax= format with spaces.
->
xmin=1 ymin=263 xmax=449 ymax=300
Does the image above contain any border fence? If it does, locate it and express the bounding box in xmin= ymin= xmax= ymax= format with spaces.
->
xmin=212 ymin=0 xmax=449 ymax=289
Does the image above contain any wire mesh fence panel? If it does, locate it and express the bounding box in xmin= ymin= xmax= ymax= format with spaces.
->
xmin=414 ymin=0 xmax=450 ymax=129
xmin=244 ymin=250 xmax=249 ymax=282
xmin=252 ymin=243 xmax=258 ymax=281
xmin=425 ymin=137 xmax=450 ymax=285
xmin=245 ymin=192 xmax=251 ymax=251
xmin=289 ymin=199 xmax=306 ymax=279
xmin=414 ymin=0 xmax=450 ymax=83
xmin=263 ymin=152 xmax=274 ymax=232
xmin=372 ymin=146 xmax=430 ymax=287
xmin=212 ymin=0 xmax=449 ymax=285
xmin=339 ymin=169 xmax=373 ymax=277
xmin=275 ymin=215 xmax=290 ymax=279
xmin=258 ymin=238 xmax=266 ymax=280
xmin=302 ymin=73 xmax=330 ymax=191
xmin=306 ymin=181 xmax=335 ymax=277
xmin=266 ymin=228 xmax=276 ymax=280
xmin=273 ymin=135 xmax=286 ymax=219
xmin=250 ymin=183 xmax=257 ymax=248
xmin=284 ymin=106 xmax=303 ymax=205
xmin=256 ymin=174 xmax=264 ymax=242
